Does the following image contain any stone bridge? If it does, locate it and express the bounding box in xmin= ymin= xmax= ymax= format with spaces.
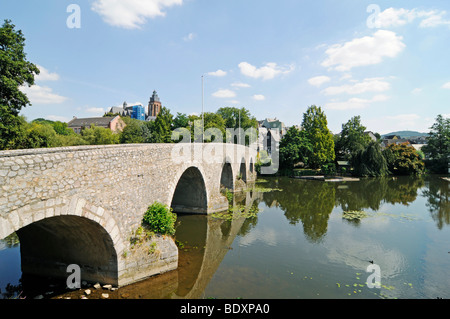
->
xmin=0 ymin=143 xmax=257 ymax=287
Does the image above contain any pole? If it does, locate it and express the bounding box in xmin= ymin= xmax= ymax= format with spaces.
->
xmin=239 ymin=108 xmax=241 ymax=145
xmin=202 ymin=75 xmax=204 ymax=143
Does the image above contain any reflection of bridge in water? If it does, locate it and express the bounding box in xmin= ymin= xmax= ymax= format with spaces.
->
xmin=115 ymin=190 xmax=261 ymax=299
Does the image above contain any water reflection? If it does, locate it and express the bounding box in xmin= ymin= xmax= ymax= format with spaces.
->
xmin=0 ymin=175 xmax=449 ymax=299
xmin=259 ymin=175 xmax=436 ymax=243
xmin=422 ymin=176 xmax=450 ymax=229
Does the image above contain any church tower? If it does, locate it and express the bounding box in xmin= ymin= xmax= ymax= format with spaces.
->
xmin=148 ymin=90 xmax=162 ymax=117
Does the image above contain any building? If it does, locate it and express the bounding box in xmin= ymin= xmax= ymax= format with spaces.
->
xmin=148 ymin=90 xmax=162 ymax=118
xmin=257 ymin=118 xmax=286 ymax=155
xmin=106 ymin=90 xmax=163 ymax=122
xmin=131 ymin=104 xmax=146 ymax=121
xmin=67 ymin=116 xmax=126 ymax=134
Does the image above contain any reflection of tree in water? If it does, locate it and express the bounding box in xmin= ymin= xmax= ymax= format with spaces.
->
xmin=0 ymin=282 xmax=23 ymax=299
xmin=263 ymin=178 xmax=335 ymax=243
xmin=384 ymin=176 xmax=424 ymax=205
xmin=335 ymin=176 xmax=424 ymax=211
xmin=422 ymin=177 xmax=450 ymax=230
xmin=0 ymin=232 xmax=20 ymax=248
xmin=258 ymin=176 xmax=428 ymax=242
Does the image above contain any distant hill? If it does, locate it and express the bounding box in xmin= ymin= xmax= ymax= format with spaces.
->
xmin=381 ymin=130 xmax=429 ymax=138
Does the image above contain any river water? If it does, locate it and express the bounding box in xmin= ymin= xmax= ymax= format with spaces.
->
xmin=1 ymin=175 xmax=449 ymax=299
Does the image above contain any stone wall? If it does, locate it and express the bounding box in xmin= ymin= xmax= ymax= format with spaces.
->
xmin=0 ymin=143 xmax=256 ymax=286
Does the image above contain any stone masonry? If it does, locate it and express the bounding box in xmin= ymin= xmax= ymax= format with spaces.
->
xmin=0 ymin=143 xmax=256 ymax=287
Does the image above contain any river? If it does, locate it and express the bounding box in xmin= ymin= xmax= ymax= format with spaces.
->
xmin=1 ymin=175 xmax=449 ymax=299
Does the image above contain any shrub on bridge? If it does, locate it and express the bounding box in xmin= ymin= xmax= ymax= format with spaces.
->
xmin=143 ymin=202 xmax=177 ymax=236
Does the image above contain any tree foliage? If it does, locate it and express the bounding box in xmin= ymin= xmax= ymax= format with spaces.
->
xmin=301 ymin=105 xmax=335 ymax=168
xmin=422 ymin=114 xmax=450 ymax=173
xmin=335 ymin=116 xmax=372 ymax=161
xmin=383 ymin=143 xmax=424 ymax=175
xmin=279 ymin=126 xmax=313 ymax=169
xmin=352 ymin=141 xmax=389 ymax=177
xmin=150 ymin=106 xmax=173 ymax=143
xmin=81 ymin=124 xmax=119 ymax=145
xmin=0 ymin=20 xmax=40 ymax=150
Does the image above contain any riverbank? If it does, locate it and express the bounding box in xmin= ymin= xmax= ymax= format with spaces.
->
xmin=291 ymin=175 xmax=360 ymax=182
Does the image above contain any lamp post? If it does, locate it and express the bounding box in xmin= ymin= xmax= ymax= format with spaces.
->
xmin=201 ymin=75 xmax=205 ymax=143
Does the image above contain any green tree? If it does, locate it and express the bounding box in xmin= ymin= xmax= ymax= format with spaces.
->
xmin=188 ymin=112 xmax=226 ymax=142
xmin=352 ymin=141 xmax=389 ymax=177
xmin=119 ymin=117 xmax=147 ymax=144
xmin=422 ymin=114 xmax=450 ymax=173
xmin=173 ymin=112 xmax=189 ymax=129
xmin=0 ymin=20 xmax=40 ymax=150
xmin=81 ymin=124 xmax=119 ymax=145
xmin=383 ymin=143 xmax=424 ymax=175
xmin=335 ymin=116 xmax=372 ymax=161
xmin=216 ymin=107 xmax=258 ymax=130
xmin=23 ymin=122 xmax=59 ymax=148
xmin=279 ymin=126 xmax=313 ymax=169
xmin=301 ymin=105 xmax=335 ymax=168
xmin=151 ymin=106 xmax=173 ymax=143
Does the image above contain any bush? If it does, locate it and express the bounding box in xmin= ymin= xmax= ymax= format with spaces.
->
xmin=142 ymin=202 xmax=177 ymax=236
xmin=320 ymin=163 xmax=336 ymax=176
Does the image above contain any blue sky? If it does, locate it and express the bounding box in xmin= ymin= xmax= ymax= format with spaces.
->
xmin=1 ymin=0 xmax=449 ymax=134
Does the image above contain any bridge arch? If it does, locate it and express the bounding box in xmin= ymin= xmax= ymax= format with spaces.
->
xmin=220 ymin=161 xmax=234 ymax=191
xmin=239 ymin=158 xmax=247 ymax=183
xmin=170 ymin=166 xmax=208 ymax=214
xmin=1 ymin=196 xmax=123 ymax=286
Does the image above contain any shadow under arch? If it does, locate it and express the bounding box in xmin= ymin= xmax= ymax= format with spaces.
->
xmin=220 ymin=162 xmax=234 ymax=191
xmin=171 ymin=166 xmax=208 ymax=214
xmin=239 ymin=158 xmax=247 ymax=183
xmin=16 ymin=215 xmax=118 ymax=287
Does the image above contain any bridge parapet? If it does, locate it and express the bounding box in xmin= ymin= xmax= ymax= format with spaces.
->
xmin=0 ymin=143 xmax=256 ymax=287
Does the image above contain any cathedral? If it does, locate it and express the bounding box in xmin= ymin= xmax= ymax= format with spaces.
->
xmin=107 ymin=90 xmax=163 ymax=121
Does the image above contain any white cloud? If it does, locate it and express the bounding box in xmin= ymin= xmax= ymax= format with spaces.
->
xmin=212 ymin=89 xmax=236 ymax=98
xmin=321 ymin=30 xmax=405 ymax=71
xmin=207 ymin=69 xmax=227 ymax=77
xmin=238 ymin=62 xmax=294 ymax=80
xmin=325 ymin=94 xmax=389 ymax=110
xmin=46 ymin=115 xmax=71 ymax=122
xmin=385 ymin=113 xmax=423 ymax=129
xmin=20 ymin=85 xmax=68 ymax=105
xmin=373 ymin=7 xmax=450 ymax=29
xmin=442 ymin=82 xmax=450 ymax=89
xmin=322 ymin=77 xmax=391 ymax=95
xmin=308 ymin=75 xmax=331 ymax=87
xmin=91 ymin=0 xmax=183 ymax=29
xmin=252 ymin=94 xmax=265 ymax=101
xmin=36 ymin=65 xmax=60 ymax=81
xmin=411 ymin=88 xmax=423 ymax=95
xmin=20 ymin=65 xmax=67 ymax=104
xmin=231 ymin=82 xmax=251 ymax=88
xmin=183 ymin=32 xmax=196 ymax=42
xmin=86 ymin=107 xmax=106 ymax=114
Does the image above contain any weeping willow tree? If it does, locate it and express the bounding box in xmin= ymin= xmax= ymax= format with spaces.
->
xmin=351 ymin=141 xmax=389 ymax=177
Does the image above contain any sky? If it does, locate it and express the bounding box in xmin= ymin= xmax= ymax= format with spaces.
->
xmin=1 ymin=0 xmax=450 ymax=135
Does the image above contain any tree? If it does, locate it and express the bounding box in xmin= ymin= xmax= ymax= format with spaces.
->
xmin=173 ymin=112 xmax=189 ymax=129
xmin=352 ymin=141 xmax=389 ymax=177
xmin=119 ymin=117 xmax=149 ymax=144
xmin=301 ymin=105 xmax=335 ymax=168
xmin=188 ymin=112 xmax=226 ymax=142
xmin=151 ymin=106 xmax=173 ymax=143
xmin=0 ymin=20 xmax=40 ymax=150
xmin=383 ymin=143 xmax=424 ymax=175
xmin=335 ymin=116 xmax=372 ymax=161
xmin=81 ymin=124 xmax=119 ymax=145
xmin=279 ymin=126 xmax=313 ymax=169
xmin=422 ymin=114 xmax=450 ymax=173
xmin=216 ymin=106 xmax=258 ymax=131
